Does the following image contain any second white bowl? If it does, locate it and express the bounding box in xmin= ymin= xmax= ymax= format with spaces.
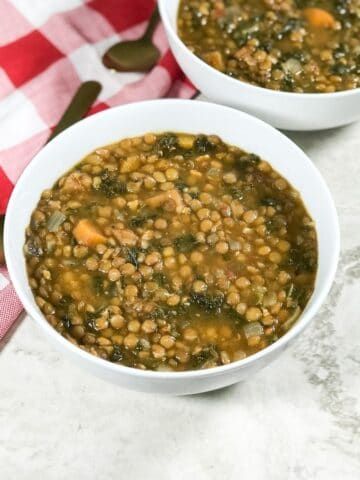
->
xmin=159 ymin=0 xmax=360 ymax=131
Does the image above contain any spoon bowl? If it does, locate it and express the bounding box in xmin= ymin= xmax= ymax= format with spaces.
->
xmin=103 ymin=6 xmax=160 ymax=73
xmin=103 ymin=39 xmax=160 ymax=72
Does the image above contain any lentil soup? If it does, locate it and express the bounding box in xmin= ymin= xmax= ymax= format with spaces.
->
xmin=177 ymin=0 xmax=360 ymax=93
xmin=25 ymin=133 xmax=317 ymax=371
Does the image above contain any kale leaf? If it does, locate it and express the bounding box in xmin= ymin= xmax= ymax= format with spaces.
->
xmin=25 ymin=240 xmax=43 ymax=257
xmin=128 ymin=209 xmax=161 ymax=229
xmin=227 ymin=185 xmax=243 ymax=200
xmin=174 ymin=179 xmax=189 ymax=192
xmin=157 ymin=134 xmax=179 ymax=156
xmin=190 ymin=345 xmax=219 ymax=368
xmin=194 ymin=135 xmax=216 ymax=154
xmin=261 ymin=197 xmax=282 ymax=207
xmin=61 ymin=314 xmax=72 ymax=330
xmin=174 ymin=234 xmax=198 ymax=253
xmin=234 ymin=153 xmax=260 ymax=171
xmin=152 ymin=272 xmax=169 ymax=288
xmin=110 ymin=345 xmax=125 ymax=362
xmin=190 ymin=292 xmax=224 ymax=312
xmin=97 ymin=170 xmax=127 ymax=198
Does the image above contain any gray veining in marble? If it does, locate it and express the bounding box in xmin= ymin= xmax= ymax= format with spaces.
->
xmin=1 ymin=104 xmax=359 ymax=480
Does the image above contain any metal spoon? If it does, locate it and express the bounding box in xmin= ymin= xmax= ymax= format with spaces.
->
xmin=47 ymin=80 xmax=101 ymax=143
xmin=103 ymin=5 xmax=160 ymax=72
xmin=0 ymin=80 xmax=102 ymax=265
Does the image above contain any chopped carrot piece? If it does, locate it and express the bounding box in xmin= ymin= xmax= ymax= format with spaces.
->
xmin=303 ymin=7 xmax=336 ymax=28
xmin=73 ymin=219 xmax=106 ymax=248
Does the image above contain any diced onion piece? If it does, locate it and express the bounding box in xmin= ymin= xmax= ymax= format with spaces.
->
xmin=207 ymin=168 xmax=221 ymax=177
xmin=229 ymin=240 xmax=240 ymax=251
xmin=263 ymin=291 xmax=277 ymax=307
xmin=282 ymin=306 xmax=301 ymax=331
xmin=243 ymin=321 xmax=264 ymax=339
xmin=282 ymin=58 xmax=302 ymax=76
xmin=47 ymin=211 xmax=66 ymax=232
xmin=145 ymin=189 xmax=184 ymax=213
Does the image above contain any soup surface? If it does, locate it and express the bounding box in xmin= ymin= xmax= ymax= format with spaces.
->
xmin=178 ymin=0 xmax=360 ymax=93
xmin=25 ymin=133 xmax=317 ymax=371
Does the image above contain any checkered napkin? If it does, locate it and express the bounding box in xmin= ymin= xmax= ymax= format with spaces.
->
xmin=0 ymin=0 xmax=195 ymax=339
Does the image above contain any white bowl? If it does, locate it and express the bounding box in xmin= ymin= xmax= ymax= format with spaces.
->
xmin=4 ymin=100 xmax=340 ymax=394
xmin=159 ymin=0 xmax=360 ymax=131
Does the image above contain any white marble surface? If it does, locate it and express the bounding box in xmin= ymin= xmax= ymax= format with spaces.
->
xmin=1 ymin=110 xmax=360 ymax=480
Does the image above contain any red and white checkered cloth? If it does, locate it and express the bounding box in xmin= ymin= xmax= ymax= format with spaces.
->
xmin=0 ymin=0 xmax=195 ymax=339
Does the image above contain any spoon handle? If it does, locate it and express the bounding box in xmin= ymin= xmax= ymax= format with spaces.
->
xmin=142 ymin=5 xmax=160 ymax=41
xmin=47 ymin=81 xmax=102 ymax=143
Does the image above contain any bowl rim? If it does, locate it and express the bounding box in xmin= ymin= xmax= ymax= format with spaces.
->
xmin=4 ymin=98 xmax=340 ymax=380
xmin=158 ymin=0 xmax=360 ymax=100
